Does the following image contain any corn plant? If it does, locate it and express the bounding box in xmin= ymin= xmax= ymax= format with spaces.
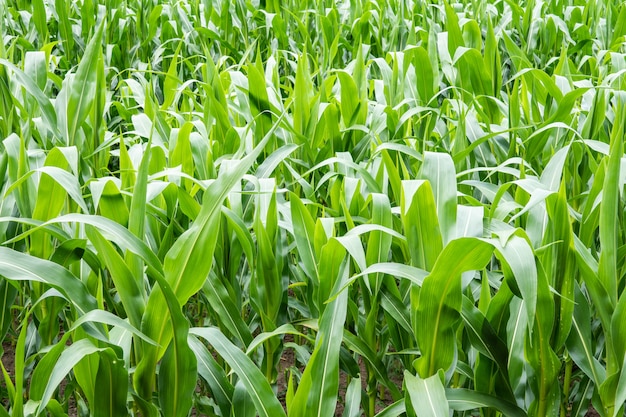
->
xmin=1 ymin=0 xmax=626 ymax=416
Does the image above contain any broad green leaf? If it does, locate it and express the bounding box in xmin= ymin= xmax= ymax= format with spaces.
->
xmin=418 ymin=152 xmax=457 ymax=244
xmin=246 ymin=324 xmax=306 ymax=356
xmin=0 ymin=247 xmax=96 ymax=315
xmin=93 ymin=349 xmax=129 ymax=417
xmin=525 ymin=262 xmax=560 ymax=416
xmin=290 ymin=192 xmax=318 ymax=281
xmin=190 ymin=327 xmax=286 ymax=417
xmin=126 ymin=139 xmax=153 ymax=288
xmin=35 ymin=340 xmax=110 ymax=414
xmin=401 ymin=180 xmax=443 ymax=270
xmin=415 ymin=238 xmax=493 ymax=377
xmin=23 ymin=51 xmax=46 ymax=91
xmin=598 ymin=101 xmax=624 ymax=306
xmin=374 ymin=401 xmax=405 ymax=417
xmin=342 ymin=377 xmax=361 ymax=417
xmin=365 ymin=193 xmax=392 ymax=293
xmin=404 ymin=371 xmax=449 ymax=417
xmin=461 ymin=297 xmax=510 ymax=380
xmin=96 ymin=179 xmax=129 ymax=226
xmin=318 ymin=238 xmax=347 ymax=312
xmin=290 ymin=260 xmax=348 ymax=417
xmin=32 ymin=0 xmax=47 ymax=43
xmin=566 ymin=283 xmax=605 ymax=385
xmin=161 ymin=43 xmax=182 ymax=110
xmin=444 ymin=1 xmax=464 ymax=58
xmin=69 ymin=309 xmax=156 ymax=346
xmin=247 ymin=58 xmax=273 ymax=142
xmin=445 ymin=388 xmax=527 ymax=417
xmin=22 ymin=214 xmax=163 ymax=276
xmin=409 ymin=46 xmax=435 ymax=104
xmin=65 ymin=20 xmax=104 ymax=145
xmin=7 ymin=166 xmax=88 ymax=214
xmin=342 ymin=330 xmax=402 ymax=400
xmin=293 ymin=53 xmax=315 ymax=138
xmin=232 ymin=380 xmax=256 ymax=417
xmin=488 ymin=232 xmax=538 ymax=327
xmin=85 ymin=226 xmax=145 ymax=328
xmin=151 ymin=263 xmax=197 ymax=417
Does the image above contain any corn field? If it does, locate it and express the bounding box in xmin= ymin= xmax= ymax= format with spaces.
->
xmin=0 ymin=0 xmax=625 ymax=416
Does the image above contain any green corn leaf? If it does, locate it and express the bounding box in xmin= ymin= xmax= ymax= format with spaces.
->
xmin=202 ymin=276 xmax=254 ymax=346
xmin=0 ymin=247 xmax=96 ymax=315
xmin=4 ymin=134 xmax=34 ymax=218
xmin=136 ymin=117 xmax=278 ymax=397
xmin=415 ymin=238 xmax=494 ymax=377
xmin=365 ymin=193 xmax=392 ymax=293
xmin=35 ymin=340 xmax=110 ymax=414
xmin=293 ymin=53 xmax=314 ymax=138
xmin=460 ymin=297 xmax=510 ymax=380
xmin=342 ymin=330 xmax=402 ymax=400
xmin=85 ymin=226 xmax=145 ymax=329
xmin=28 ymin=332 xmax=72 ymax=401
xmin=566 ymin=283 xmax=606 ymax=385
xmin=598 ymin=101 xmax=624 ymax=306
xmin=445 ymin=388 xmax=527 ymax=417
xmin=161 ymin=42 xmax=182 ymax=110
xmin=32 ymin=0 xmax=47 ymax=43
xmin=23 ymin=51 xmax=46 ymax=91
xmin=6 ymin=166 xmax=88 ymax=214
xmin=342 ymin=378 xmax=361 ymax=417
xmin=96 ymin=179 xmax=129 ymax=226
xmin=93 ymin=349 xmax=129 ymax=417
xmin=69 ymin=309 xmax=157 ymax=346
xmin=190 ymin=327 xmax=286 ymax=417
xmin=338 ymin=71 xmax=361 ymax=128
xmin=443 ymin=1 xmax=464 ymax=57
xmin=404 ymin=371 xmax=449 ymax=417
xmin=525 ymin=261 xmax=561 ymax=416
xmin=126 ymin=138 xmax=152 ymax=288
xmin=410 ymin=46 xmax=435 ymax=105
xmin=489 ymin=231 xmax=538 ymax=329
xmin=151 ymin=262 xmax=197 ymax=417
xmin=188 ymin=335 xmax=234 ymax=417
xmin=32 ymin=214 xmax=163 ymax=276
xmin=65 ymin=20 xmax=104 ymax=145
xmin=247 ymin=59 xmax=273 ymax=141
xmin=290 ymin=257 xmax=348 ymax=417
xmin=290 ymin=192 xmax=318 ymax=281
xmin=318 ymin=238 xmax=346 ymax=312
xmin=55 ymin=0 xmax=73 ymax=61
xmin=232 ymin=379 xmax=256 ymax=417
xmin=374 ymin=401 xmax=405 ymax=417
xmin=0 ymin=62 xmax=60 ymax=139
xmin=418 ymin=152 xmax=457 ymax=244
xmin=31 ymin=150 xmax=72 ymax=239
xmin=401 ymin=180 xmax=443 ymax=270
xmin=245 ymin=324 xmax=306 ymax=356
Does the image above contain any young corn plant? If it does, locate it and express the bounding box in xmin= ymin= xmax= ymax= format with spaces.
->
xmin=2 ymin=0 xmax=626 ymax=416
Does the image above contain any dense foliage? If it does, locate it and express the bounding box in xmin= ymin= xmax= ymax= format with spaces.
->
xmin=1 ymin=0 xmax=626 ymax=416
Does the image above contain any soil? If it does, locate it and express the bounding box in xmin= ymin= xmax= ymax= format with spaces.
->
xmin=586 ymin=406 xmax=601 ymax=417
xmin=275 ymin=335 xmax=295 ymax=408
